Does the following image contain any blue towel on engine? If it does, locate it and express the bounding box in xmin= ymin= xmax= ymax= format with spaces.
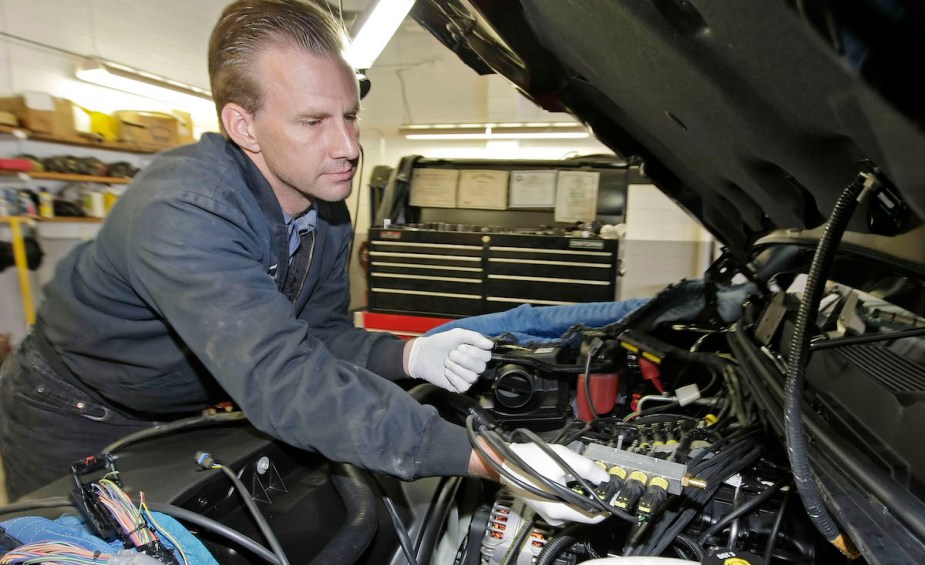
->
xmin=423 ymin=280 xmax=757 ymax=345
xmin=1 ymin=512 xmax=218 ymax=564
xmin=424 ymin=299 xmax=650 ymax=345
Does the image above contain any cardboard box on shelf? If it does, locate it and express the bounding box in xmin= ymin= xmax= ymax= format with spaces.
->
xmin=0 ymin=92 xmax=78 ymax=140
xmin=113 ymin=110 xmax=181 ymax=151
xmin=169 ymin=110 xmax=196 ymax=144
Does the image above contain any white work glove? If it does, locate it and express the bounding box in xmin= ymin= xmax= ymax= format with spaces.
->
xmin=407 ymin=328 xmax=494 ymax=392
xmin=502 ymin=443 xmax=609 ymax=526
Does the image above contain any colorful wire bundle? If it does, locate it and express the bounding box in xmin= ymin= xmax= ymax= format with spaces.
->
xmin=92 ymin=479 xmax=155 ymax=548
xmin=90 ymin=479 xmax=187 ymax=565
xmin=0 ymin=541 xmax=111 ymax=564
xmin=139 ymin=493 xmax=188 ymax=565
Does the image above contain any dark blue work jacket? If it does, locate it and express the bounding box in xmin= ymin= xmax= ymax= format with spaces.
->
xmin=36 ymin=133 xmax=470 ymax=480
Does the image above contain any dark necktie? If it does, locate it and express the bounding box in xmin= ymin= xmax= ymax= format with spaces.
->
xmin=282 ymin=230 xmax=315 ymax=302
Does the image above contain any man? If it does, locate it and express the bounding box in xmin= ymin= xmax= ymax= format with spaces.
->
xmin=0 ymin=0 xmax=606 ymax=525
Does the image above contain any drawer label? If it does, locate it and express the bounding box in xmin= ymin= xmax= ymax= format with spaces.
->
xmin=569 ymin=239 xmax=605 ymax=250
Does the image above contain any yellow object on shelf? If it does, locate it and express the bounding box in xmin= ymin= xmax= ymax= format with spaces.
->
xmin=1 ymin=216 xmax=36 ymax=325
xmin=73 ymin=103 xmax=119 ymax=142
xmin=89 ymin=110 xmax=119 ymax=142
xmin=104 ymin=186 xmax=125 ymax=215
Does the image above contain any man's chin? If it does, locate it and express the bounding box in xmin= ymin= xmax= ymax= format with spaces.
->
xmin=311 ymin=181 xmax=353 ymax=203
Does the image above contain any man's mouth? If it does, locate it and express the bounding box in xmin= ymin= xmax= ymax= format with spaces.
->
xmin=325 ymin=168 xmax=355 ymax=181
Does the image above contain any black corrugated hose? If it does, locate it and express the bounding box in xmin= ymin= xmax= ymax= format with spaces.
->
xmin=536 ymin=523 xmax=589 ymax=565
xmin=784 ymin=172 xmax=875 ymax=558
xmin=674 ymin=534 xmax=706 ymax=561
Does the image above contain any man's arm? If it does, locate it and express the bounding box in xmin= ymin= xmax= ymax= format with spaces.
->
xmin=125 ymin=191 xmax=471 ymax=480
xmin=468 ymin=437 xmax=502 ymax=481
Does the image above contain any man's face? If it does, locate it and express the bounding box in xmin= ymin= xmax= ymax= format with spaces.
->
xmin=249 ymin=46 xmax=360 ymax=207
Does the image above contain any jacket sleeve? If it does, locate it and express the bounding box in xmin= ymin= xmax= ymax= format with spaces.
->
xmin=124 ymin=190 xmax=471 ymax=480
xmin=293 ymin=201 xmax=408 ymax=382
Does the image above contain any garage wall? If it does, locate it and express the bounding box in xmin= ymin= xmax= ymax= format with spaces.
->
xmin=620 ymin=184 xmax=714 ymax=300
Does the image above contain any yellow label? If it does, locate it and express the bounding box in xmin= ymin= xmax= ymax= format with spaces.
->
xmin=628 ymin=470 xmax=648 ymax=485
xmin=723 ymin=559 xmax=752 ymax=565
xmin=620 ymin=341 xmax=639 ymax=353
xmin=609 ymin=466 xmax=627 ymax=479
xmin=650 ymin=476 xmax=670 ymax=490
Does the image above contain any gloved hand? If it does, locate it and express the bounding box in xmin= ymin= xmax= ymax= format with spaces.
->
xmin=502 ymin=443 xmax=609 ymax=526
xmin=407 ymin=329 xmax=494 ymax=392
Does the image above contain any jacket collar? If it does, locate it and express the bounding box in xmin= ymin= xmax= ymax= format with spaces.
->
xmin=215 ymin=133 xmax=292 ymax=291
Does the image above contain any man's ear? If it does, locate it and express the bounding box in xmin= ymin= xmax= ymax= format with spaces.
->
xmin=221 ymin=103 xmax=260 ymax=153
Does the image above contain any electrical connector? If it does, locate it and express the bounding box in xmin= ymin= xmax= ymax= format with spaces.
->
xmin=674 ymin=384 xmax=701 ymax=407
xmin=614 ymin=470 xmax=648 ymax=511
xmin=195 ymin=451 xmax=217 ymax=470
xmin=636 ymin=477 xmax=669 ymax=518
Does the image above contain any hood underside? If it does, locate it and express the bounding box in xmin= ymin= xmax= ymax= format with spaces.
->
xmin=412 ymin=0 xmax=925 ymax=257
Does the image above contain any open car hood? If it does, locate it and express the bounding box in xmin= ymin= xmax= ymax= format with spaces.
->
xmin=411 ymin=0 xmax=925 ymax=257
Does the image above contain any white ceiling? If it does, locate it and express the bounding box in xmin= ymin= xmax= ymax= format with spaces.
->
xmin=0 ymin=0 xmax=571 ymax=133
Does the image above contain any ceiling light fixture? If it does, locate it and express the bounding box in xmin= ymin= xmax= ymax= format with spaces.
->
xmin=76 ymin=57 xmax=213 ymax=110
xmin=399 ymin=122 xmax=591 ymax=140
xmin=343 ymin=0 xmax=415 ymax=70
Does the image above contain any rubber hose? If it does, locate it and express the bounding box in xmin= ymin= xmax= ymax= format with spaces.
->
xmin=697 ymin=477 xmax=789 ymax=544
xmin=674 ymin=534 xmax=705 ymax=561
xmin=409 ymin=383 xmax=495 ymax=427
xmin=415 ymin=477 xmax=462 ymax=565
xmin=311 ymin=463 xmax=378 ymax=565
xmin=763 ymin=491 xmax=790 ymax=563
xmin=536 ymin=533 xmax=578 ymax=565
xmin=147 ymin=502 xmax=279 ymax=564
xmin=784 ymin=174 xmax=866 ymax=551
xmin=102 ymin=412 xmax=246 ymax=454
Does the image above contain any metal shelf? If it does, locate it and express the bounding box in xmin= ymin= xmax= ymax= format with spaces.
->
xmin=0 ymin=124 xmax=159 ymax=154
xmin=0 ymin=170 xmax=131 ymax=184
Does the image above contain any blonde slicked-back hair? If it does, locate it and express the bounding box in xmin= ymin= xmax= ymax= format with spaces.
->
xmin=208 ymin=0 xmax=346 ymax=133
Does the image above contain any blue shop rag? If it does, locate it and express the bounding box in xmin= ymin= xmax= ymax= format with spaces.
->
xmin=423 ymin=280 xmax=756 ymax=345
xmin=424 ymin=299 xmax=650 ymax=345
xmin=1 ymin=512 xmax=218 ymax=565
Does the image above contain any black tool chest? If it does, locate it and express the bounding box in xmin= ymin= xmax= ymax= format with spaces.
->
xmin=367 ymin=226 xmax=619 ymax=318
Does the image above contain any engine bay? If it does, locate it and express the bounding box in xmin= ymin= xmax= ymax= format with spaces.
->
xmin=440 ymin=239 xmax=925 ymax=565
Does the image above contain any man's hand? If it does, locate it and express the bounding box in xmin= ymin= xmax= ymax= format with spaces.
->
xmin=406 ymin=329 xmax=493 ymax=392
xmin=502 ymin=443 xmax=609 ymax=526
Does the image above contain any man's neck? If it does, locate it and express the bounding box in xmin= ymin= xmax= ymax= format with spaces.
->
xmin=243 ymin=147 xmax=312 ymax=217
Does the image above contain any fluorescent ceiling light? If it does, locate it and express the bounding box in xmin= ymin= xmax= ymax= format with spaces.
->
xmin=344 ymin=0 xmax=415 ymax=70
xmin=399 ymin=122 xmax=591 ymax=140
xmin=76 ymin=58 xmax=213 ymax=110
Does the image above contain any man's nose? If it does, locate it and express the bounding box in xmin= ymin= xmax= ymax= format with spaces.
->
xmin=331 ymin=120 xmax=360 ymax=161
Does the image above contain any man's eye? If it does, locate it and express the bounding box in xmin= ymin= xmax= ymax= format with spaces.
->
xmin=301 ymin=119 xmax=321 ymax=127
xmin=345 ymin=114 xmax=359 ymax=122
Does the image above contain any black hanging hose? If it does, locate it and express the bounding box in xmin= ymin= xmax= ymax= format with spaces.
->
xmin=312 ymin=463 xmax=379 ymax=565
xmin=784 ymin=172 xmax=874 ymax=558
xmin=414 ymin=477 xmax=462 ymax=565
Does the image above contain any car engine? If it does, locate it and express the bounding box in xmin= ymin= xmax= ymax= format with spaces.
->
xmin=435 ymin=236 xmax=925 ymax=565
